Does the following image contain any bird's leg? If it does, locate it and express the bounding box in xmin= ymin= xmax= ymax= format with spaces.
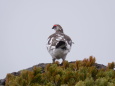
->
xmin=61 ymin=55 xmax=67 ymax=65
xmin=62 ymin=58 xmax=65 ymax=63
xmin=62 ymin=55 xmax=66 ymax=62
xmin=52 ymin=58 xmax=55 ymax=63
xmin=61 ymin=58 xmax=65 ymax=65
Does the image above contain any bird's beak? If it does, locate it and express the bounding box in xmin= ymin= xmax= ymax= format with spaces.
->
xmin=52 ymin=26 xmax=56 ymax=29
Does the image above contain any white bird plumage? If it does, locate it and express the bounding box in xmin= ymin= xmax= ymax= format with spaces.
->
xmin=47 ymin=24 xmax=72 ymax=63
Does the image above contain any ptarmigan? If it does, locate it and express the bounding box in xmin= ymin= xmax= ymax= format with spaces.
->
xmin=47 ymin=24 xmax=72 ymax=63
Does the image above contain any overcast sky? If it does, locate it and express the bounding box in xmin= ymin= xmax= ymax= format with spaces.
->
xmin=0 ymin=0 xmax=115 ymax=78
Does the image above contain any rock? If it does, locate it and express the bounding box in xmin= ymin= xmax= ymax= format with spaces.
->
xmin=0 ymin=79 xmax=5 ymax=85
xmin=11 ymin=71 xmax=20 ymax=76
xmin=94 ymin=63 xmax=106 ymax=69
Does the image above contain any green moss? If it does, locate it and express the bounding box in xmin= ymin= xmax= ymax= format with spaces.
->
xmin=5 ymin=56 xmax=115 ymax=86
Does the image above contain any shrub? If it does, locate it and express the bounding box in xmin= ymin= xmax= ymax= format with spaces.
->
xmin=5 ymin=56 xmax=115 ymax=86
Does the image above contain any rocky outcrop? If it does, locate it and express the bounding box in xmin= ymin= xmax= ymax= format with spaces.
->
xmin=0 ymin=62 xmax=107 ymax=86
xmin=0 ymin=63 xmax=49 ymax=86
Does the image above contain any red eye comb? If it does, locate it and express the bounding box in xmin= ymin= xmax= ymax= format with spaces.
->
xmin=53 ymin=25 xmax=57 ymax=26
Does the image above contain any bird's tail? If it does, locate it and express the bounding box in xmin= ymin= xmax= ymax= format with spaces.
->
xmin=56 ymin=41 xmax=66 ymax=50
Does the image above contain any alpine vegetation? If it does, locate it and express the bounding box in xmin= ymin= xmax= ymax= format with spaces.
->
xmin=5 ymin=56 xmax=115 ymax=86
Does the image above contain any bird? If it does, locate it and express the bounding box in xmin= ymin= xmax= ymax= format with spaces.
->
xmin=47 ymin=24 xmax=72 ymax=63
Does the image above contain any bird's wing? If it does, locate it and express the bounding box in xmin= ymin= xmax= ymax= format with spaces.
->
xmin=47 ymin=33 xmax=72 ymax=49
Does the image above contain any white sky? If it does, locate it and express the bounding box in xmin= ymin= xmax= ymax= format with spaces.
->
xmin=0 ymin=0 xmax=115 ymax=78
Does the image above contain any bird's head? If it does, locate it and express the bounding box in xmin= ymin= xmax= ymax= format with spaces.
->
xmin=52 ymin=24 xmax=63 ymax=33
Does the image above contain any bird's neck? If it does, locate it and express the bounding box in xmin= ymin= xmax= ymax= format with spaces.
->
xmin=56 ymin=30 xmax=64 ymax=33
